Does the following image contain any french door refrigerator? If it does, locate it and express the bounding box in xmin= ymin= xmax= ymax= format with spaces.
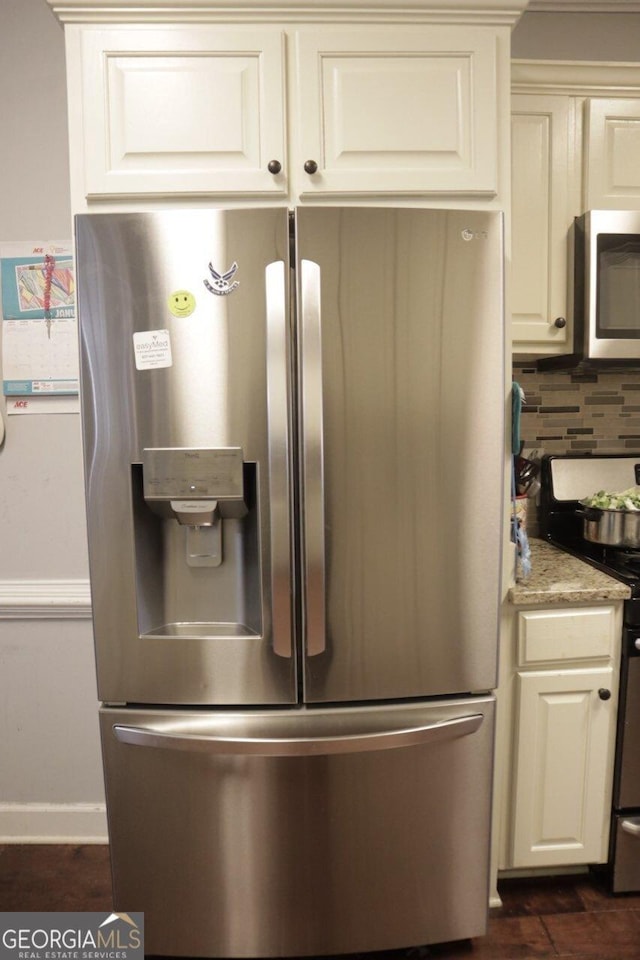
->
xmin=75 ymin=207 xmax=504 ymax=958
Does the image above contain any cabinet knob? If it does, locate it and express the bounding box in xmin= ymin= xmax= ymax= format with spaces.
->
xmin=553 ymin=317 xmax=567 ymax=329
xmin=267 ymin=160 xmax=282 ymax=175
xmin=598 ymin=688 xmax=612 ymax=701
xmin=304 ymin=160 xmax=319 ymax=175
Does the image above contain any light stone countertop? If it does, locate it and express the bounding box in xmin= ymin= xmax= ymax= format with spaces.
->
xmin=509 ymin=538 xmax=631 ymax=605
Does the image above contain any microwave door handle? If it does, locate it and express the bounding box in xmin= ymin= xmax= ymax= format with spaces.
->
xmin=265 ymin=261 xmax=293 ymax=658
xmin=112 ymin=713 xmax=484 ymax=756
xmin=300 ymin=259 xmax=326 ymax=657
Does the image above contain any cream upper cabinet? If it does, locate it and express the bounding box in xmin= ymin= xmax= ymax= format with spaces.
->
xmin=62 ymin=19 xmax=508 ymax=209
xmin=511 ymin=62 xmax=640 ymax=356
xmin=292 ymin=27 xmax=498 ymax=199
xmin=511 ymin=94 xmax=576 ymax=354
xmin=75 ymin=27 xmax=287 ymax=200
xmin=585 ymin=98 xmax=640 ymax=210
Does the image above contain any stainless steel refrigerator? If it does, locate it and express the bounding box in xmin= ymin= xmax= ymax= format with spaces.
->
xmin=75 ymin=207 xmax=504 ymax=958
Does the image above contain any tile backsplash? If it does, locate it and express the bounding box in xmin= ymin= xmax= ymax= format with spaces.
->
xmin=512 ymin=363 xmax=640 ymax=538
xmin=513 ymin=363 xmax=640 ymax=457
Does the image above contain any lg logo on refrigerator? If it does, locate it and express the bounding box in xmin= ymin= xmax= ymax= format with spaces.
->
xmin=461 ymin=228 xmax=488 ymax=241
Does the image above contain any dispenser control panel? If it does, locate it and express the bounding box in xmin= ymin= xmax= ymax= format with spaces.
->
xmin=142 ymin=447 xmax=244 ymax=501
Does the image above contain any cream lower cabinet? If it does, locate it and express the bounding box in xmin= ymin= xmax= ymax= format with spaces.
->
xmin=512 ymin=664 xmax=616 ymax=866
xmin=64 ymin=22 xmax=503 ymax=207
xmin=504 ymin=603 xmax=621 ymax=871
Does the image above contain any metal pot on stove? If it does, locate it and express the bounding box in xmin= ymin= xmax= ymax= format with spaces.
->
xmin=578 ymin=486 xmax=640 ymax=547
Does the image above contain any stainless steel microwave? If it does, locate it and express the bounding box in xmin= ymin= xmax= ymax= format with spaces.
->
xmin=572 ymin=210 xmax=640 ymax=362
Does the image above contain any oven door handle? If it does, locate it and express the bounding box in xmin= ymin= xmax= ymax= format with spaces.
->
xmin=621 ymin=818 xmax=640 ymax=838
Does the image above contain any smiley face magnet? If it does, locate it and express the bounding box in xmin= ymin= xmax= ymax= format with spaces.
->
xmin=168 ymin=290 xmax=196 ymax=318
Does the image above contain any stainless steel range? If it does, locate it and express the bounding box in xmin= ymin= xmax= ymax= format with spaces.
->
xmin=540 ymin=454 xmax=640 ymax=893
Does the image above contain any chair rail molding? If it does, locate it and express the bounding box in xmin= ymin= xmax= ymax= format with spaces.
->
xmin=0 ymin=579 xmax=92 ymax=619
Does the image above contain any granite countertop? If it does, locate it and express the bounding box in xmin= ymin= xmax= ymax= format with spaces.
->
xmin=509 ymin=538 xmax=631 ymax=605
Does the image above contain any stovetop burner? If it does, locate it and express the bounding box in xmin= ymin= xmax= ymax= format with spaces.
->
xmin=549 ymin=535 xmax=640 ymax=588
xmin=539 ymin=455 xmax=640 ymax=607
xmin=608 ymin=549 xmax=640 ymax=572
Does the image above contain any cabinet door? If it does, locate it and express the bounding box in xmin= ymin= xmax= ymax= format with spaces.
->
xmin=511 ymin=95 xmax=576 ymax=353
xmin=79 ymin=28 xmax=286 ymax=199
xmin=586 ymin=98 xmax=640 ymax=210
xmin=511 ymin=667 xmax=616 ymax=868
xmin=293 ymin=27 xmax=498 ymax=198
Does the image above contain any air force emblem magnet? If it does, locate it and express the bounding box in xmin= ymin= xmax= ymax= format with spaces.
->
xmin=204 ymin=262 xmax=240 ymax=296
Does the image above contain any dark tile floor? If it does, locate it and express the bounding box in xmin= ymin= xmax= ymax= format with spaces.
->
xmin=1 ymin=846 xmax=640 ymax=959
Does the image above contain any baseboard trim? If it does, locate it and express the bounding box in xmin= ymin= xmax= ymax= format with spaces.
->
xmin=0 ymin=803 xmax=107 ymax=843
xmin=498 ymin=865 xmax=589 ymax=879
xmin=0 ymin=580 xmax=92 ymax=619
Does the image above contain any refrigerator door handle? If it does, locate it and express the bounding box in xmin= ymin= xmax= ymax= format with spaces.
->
xmin=300 ymin=259 xmax=326 ymax=657
xmin=265 ymin=261 xmax=293 ymax=659
xmin=112 ymin=712 xmax=483 ymax=756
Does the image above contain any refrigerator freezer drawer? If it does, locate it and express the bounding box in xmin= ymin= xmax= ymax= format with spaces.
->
xmin=100 ymin=697 xmax=495 ymax=957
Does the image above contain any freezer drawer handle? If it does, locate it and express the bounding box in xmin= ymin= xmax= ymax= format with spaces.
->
xmin=112 ymin=712 xmax=483 ymax=757
xmin=621 ymin=818 xmax=640 ymax=838
xmin=265 ymin=260 xmax=293 ymax=658
xmin=300 ymin=259 xmax=326 ymax=657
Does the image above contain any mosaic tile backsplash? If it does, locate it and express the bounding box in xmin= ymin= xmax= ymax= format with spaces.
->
xmin=513 ymin=363 xmax=640 ymax=457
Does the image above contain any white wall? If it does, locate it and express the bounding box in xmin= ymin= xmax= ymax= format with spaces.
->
xmin=0 ymin=0 xmax=106 ymax=842
xmin=513 ymin=11 xmax=640 ymax=61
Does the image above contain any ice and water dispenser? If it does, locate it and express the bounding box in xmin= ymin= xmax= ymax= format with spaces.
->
xmin=142 ymin=447 xmax=247 ymax=564
xmin=132 ymin=446 xmax=262 ymax=640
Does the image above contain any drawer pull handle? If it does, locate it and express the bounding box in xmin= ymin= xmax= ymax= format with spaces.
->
xmin=621 ymin=819 xmax=640 ymax=838
xmin=112 ymin=713 xmax=484 ymax=757
xmin=598 ymin=688 xmax=611 ymax=701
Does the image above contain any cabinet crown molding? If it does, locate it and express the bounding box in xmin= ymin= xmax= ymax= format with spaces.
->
xmin=527 ymin=1 xmax=640 ymax=10
xmin=45 ymin=0 xmax=529 ymax=25
xmin=512 ymin=58 xmax=640 ymax=96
